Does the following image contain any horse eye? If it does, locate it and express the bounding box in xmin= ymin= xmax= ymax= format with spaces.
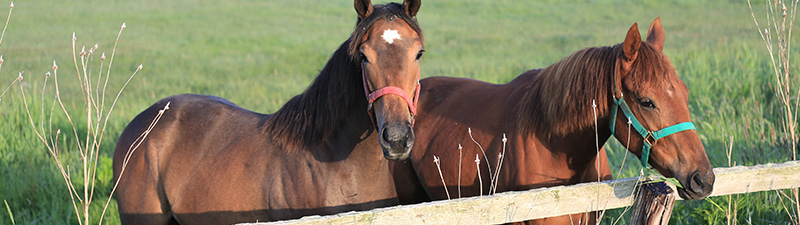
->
xmin=360 ymin=52 xmax=369 ymax=63
xmin=415 ymin=50 xmax=425 ymax=60
xmin=639 ymin=98 xmax=656 ymax=109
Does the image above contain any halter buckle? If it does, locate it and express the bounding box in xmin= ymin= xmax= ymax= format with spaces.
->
xmin=643 ymin=132 xmax=657 ymax=146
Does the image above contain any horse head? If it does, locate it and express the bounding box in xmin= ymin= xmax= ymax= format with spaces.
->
xmin=352 ymin=0 xmax=423 ymax=160
xmin=611 ymin=18 xmax=715 ymax=200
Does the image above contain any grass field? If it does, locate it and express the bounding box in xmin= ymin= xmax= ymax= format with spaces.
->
xmin=0 ymin=0 xmax=797 ymax=224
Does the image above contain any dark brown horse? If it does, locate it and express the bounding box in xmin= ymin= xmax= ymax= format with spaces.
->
xmin=392 ymin=18 xmax=715 ymax=224
xmin=113 ymin=0 xmax=424 ymax=224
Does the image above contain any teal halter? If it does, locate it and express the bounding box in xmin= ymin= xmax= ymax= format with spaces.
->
xmin=609 ymin=95 xmax=696 ymax=168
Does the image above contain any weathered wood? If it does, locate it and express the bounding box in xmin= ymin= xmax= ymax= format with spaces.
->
xmin=629 ymin=181 xmax=676 ymax=225
xmin=240 ymin=161 xmax=800 ymax=225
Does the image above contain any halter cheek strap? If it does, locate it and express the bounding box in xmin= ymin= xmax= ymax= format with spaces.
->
xmin=361 ymin=67 xmax=421 ymax=131
xmin=609 ymin=95 xmax=696 ymax=168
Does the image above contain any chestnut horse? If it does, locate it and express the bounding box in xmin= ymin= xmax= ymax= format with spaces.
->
xmin=113 ymin=0 xmax=424 ymax=224
xmin=391 ymin=18 xmax=715 ymax=224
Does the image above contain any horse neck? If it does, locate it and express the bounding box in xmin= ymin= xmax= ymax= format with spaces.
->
xmin=265 ymin=40 xmax=372 ymax=151
xmin=517 ymin=46 xmax=620 ymax=142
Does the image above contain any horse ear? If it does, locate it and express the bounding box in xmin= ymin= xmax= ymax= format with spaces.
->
xmin=404 ymin=0 xmax=421 ymax=17
xmin=623 ymin=23 xmax=641 ymax=62
xmin=619 ymin=22 xmax=641 ymax=73
xmin=646 ymin=17 xmax=665 ymax=52
xmin=355 ymin=0 xmax=373 ymax=19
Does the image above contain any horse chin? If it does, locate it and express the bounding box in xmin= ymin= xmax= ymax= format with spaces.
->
xmin=675 ymin=184 xmax=711 ymax=200
xmin=383 ymin=148 xmax=411 ymax=161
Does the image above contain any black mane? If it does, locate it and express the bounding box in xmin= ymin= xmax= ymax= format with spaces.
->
xmin=265 ymin=3 xmax=422 ymax=149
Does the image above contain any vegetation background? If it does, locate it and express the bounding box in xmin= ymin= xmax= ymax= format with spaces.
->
xmin=0 ymin=0 xmax=795 ymax=224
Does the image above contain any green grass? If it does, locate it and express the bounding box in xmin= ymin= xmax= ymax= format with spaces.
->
xmin=0 ymin=0 xmax=797 ymax=224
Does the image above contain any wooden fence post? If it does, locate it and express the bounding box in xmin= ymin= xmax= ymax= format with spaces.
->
xmin=629 ymin=181 xmax=676 ymax=225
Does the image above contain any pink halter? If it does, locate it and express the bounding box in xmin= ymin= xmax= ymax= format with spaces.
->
xmin=361 ymin=67 xmax=420 ymax=130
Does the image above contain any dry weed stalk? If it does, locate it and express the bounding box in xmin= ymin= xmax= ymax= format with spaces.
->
xmin=725 ymin=136 xmax=738 ymax=225
xmin=457 ymin=144 xmax=462 ymax=198
xmin=490 ymin=134 xmax=507 ymax=195
xmin=0 ymin=1 xmax=11 ymax=102
xmin=429 ymin=129 xmax=511 ymax=201
xmin=748 ymin=0 xmax=800 ymax=223
xmin=591 ymin=98 xmax=639 ymax=225
xmin=475 ymin=154 xmax=483 ymax=196
xmin=468 ymin=127 xmax=493 ymax=186
xmin=16 ymin=22 xmax=157 ymax=225
xmin=432 ymin=155 xmax=451 ymax=200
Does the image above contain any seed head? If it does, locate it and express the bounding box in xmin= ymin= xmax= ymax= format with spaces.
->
xmin=474 ymin=154 xmax=480 ymax=163
xmin=45 ymin=71 xmax=51 ymax=78
xmin=72 ymin=32 xmax=76 ymax=42
xmin=0 ymin=55 xmax=4 ymax=65
xmin=121 ymin=23 xmax=126 ymax=30
xmin=765 ymin=28 xmax=770 ymax=35
xmin=101 ymin=52 xmax=106 ymax=61
xmin=458 ymin=143 xmax=462 ymax=150
xmin=137 ymin=64 xmax=143 ymax=70
xmin=53 ymin=60 xmax=58 ymax=70
xmin=17 ymin=72 xmax=22 ymax=81
xmin=80 ymin=46 xmax=86 ymax=57
xmin=9 ymin=2 xmax=13 ymax=9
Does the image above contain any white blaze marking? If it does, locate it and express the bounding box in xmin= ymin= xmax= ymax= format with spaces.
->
xmin=382 ymin=29 xmax=402 ymax=44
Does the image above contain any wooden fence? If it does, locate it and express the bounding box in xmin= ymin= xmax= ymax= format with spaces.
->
xmin=242 ymin=161 xmax=800 ymax=224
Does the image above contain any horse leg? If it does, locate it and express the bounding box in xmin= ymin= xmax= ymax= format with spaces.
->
xmin=389 ymin=160 xmax=431 ymax=204
xmin=115 ymin=146 xmax=176 ymax=225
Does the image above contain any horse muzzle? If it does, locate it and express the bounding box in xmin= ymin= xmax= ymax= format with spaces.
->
xmin=676 ymin=169 xmax=715 ymax=200
xmin=379 ymin=122 xmax=414 ymax=160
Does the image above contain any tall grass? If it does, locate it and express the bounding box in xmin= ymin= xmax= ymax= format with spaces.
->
xmin=748 ymin=0 xmax=800 ymax=223
xmin=1 ymin=3 xmax=159 ymax=223
xmin=1 ymin=0 xmax=799 ymax=224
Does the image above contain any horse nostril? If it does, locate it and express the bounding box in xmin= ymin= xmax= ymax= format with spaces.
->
xmin=690 ymin=171 xmax=712 ymax=193
xmin=381 ymin=126 xmax=391 ymax=142
xmin=692 ymin=173 xmax=702 ymax=188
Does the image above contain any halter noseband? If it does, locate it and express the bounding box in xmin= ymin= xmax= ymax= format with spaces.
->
xmin=361 ymin=66 xmax=421 ymax=130
xmin=609 ymin=71 xmax=696 ymax=168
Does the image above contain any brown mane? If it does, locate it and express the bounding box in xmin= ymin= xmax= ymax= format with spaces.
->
xmin=265 ymin=3 xmax=423 ymax=149
xmin=517 ymin=42 xmax=674 ymax=138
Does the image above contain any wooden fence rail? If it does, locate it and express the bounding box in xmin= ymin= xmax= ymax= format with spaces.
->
xmin=242 ymin=161 xmax=800 ymax=225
